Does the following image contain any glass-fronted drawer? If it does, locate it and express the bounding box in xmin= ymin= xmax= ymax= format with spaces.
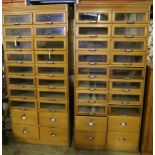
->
xmin=113 ymin=11 xmax=148 ymax=23
xmin=7 ymin=76 xmax=35 ymax=88
xmin=4 ymin=38 xmax=33 ymax=51
xmin=5 ymin=52 xmax=34 ymax=64
xmin=112 ymin=25 xmax=147 ymax=38
xmin=111 ymin=52 xmax=146 ymax=67
xmin=109 ymin=105 xmax=141 ymax=116
xmin=76 ymin=90 xmax=108 ymax=104
xmin=110 ymin=67 xmax=145 ymax=79
xmin=35 ymin=52 xmax=66 ymax=64
xmin=38 ymin=101 xmax=67 ymax=112
xmin=37 ymin=89 xmax=67 ymax=102
xmin=76 ymin=24 xmax=110 ymax=37
xmin=36 ymin=64 xmax=67 ymax=77
xmin=75 ymin=78 xmax=108 ymax=91
xmin=3 ymin=13 xmax=32 ymax=25
xmin=8 ymin=88 xmax=36 ymax=99
xmin=6 ymin=64 xmax=34 ymax=76
xmin=3 ymin=26 xmax=33 ymax=38
xmin=76 ymin=38 xmax=109 ymax=51
xmin=34 ymin=38 xmax=66 ymax=51
xmin=34 ymin=12 xmax=66 ymax=24
xmin=76 ymin=11 xmax=111 ymax=23
xmin=109 ymin=91 xmax=142 ymax=105
xmin=112 ymin=39 xmax=146 ymax=52
xmin=10 ymin=99 xmax=37 ymax=110
xmin=76 ymin=52 xmax=109 ymax=65
xmin=36 ymin=77 xmax=67 ymax=89
xmin=110 ymin=79 xmax=144 ymax=92
xmin=76 ymin=65 xmax=109 ymax=78
xmin=34 ymin=26 xmax=66 ymax=38
xmin=76 ymin=104 xmax=107 ymax=116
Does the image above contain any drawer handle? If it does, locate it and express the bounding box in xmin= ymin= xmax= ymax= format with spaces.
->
xmin=48 ymin=98 xmax=56 ymax=101
xmin=18 ymin=85 xmax=25 ymax=88
xmin=89 ymin=62 xmax=96 ymax=65
xmin=122 ymin=89 xmax=130 ymax=92
xmin=47 ymin=61 xmax=54 ymax=64
xmin=88 ymin=136 xmax=94 ymax=140
xmin=17 ymin=73 xmax=25 ymax=76
xmin=16 ymin=36 xmax=21 ymax=38
xmin=124 ymin=63 xmax=132 ymax=66
xmin=123 ymin=76 xmax=130 ymax=80
xmin=88 ymin=75 xmax=96 ymax=78
xmin=21 ymin=115 xmax=27 ymax=120
xmin=89 ymin=20 xmax=97 ymax=23
xmin=88 ymin=100 xmax=96 ymax=103
xmin=89 ymin=48 xmax=96 ymax=51
xmin=89 ymin=35 xmax=97 ymax=38
xmin=120 ymin=122 xmax=128 ymax=126
xmin=46 ymin=35 xmax=53 ymax=38
xmin=125 ymin=35 xmax=133 ymax=38
xmin=48 ymin=48 xmax=54 ymax=52
xmin=50 ymin=118 xmax=56 ymax=122
xmin=88 ymin=122 xmax=94 ymax=126
xmin=13 ymin=22 xmax=20 ymax=25
xmin=22 ymin=129 xmax=28 ymax=134
xmin=121 ymin=101 xmax=130 ymax=105
xmin=16 ymin=61 xmax=23 ymax=64
xmin=15 ymin=48 xmax=22 ymax=51
xmin=125 ymin=49 xmax=133 ymax=52
xmin=46 ymin=21 xmax=53 ymax=24
xmin=51 ymin=133 xmax=56 ymax=137
xmin=126 ymin=21 xmax=134 ymax=24
xmin=118 ymin=136 xmax=126 ymax=142
xmin=48 ymin=74 xmax=55 ymax=77
xmin=48 ymin=86 xmax=55 ymax=89
xmin=89 ymin=88 xmax=96 ymax=91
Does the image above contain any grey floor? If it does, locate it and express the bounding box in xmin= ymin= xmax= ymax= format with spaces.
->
xmin=3 ymin=131 xmax=140 ymax=155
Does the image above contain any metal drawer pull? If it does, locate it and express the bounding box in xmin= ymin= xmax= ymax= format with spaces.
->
xmin=46 ymin=35 xmax=53 ymax=38
xmin=125 ymin=49 xmax=133 ymax=52
xmin=88 ymin=136 xmax=94 ymax=140
xmin=46 ymin=21 xmax=53 ymax=24
xmin=89 ymin=48 xmax=96 ymax=51
xmin=15 ymin=48 xmax=22 ymax=51
xmin=123 ymin=76 xmax=130 ymax=80
xmin=18 ymin=85 xmax=25 ymax=88
xmin=120 ymin=122 xmax=128 ymax=126
xmin=21 ymin=115 xmax=27 ymax=120
xmin=17 ymin=73 xmax=24 ymax=76
xmin=121 ymin=101 xmax=130 ymax=105
xmin=89 ymin=62 xmax=96 ymax=65
xmin=13 ymin=22 xmax=20 ymax=25
xmin=88 ymin=100 xmax=96 ymax=103
xmin=118 ymin=136 xmax=126 ymax=142
xmin=16 ymin=61 xmax=23 ymax=64
xmin=89 ymin=35 xmax=97 ymax=38
xmin=89 ymin=88 xmax=96 ymax=91
xmin=22 ymin=129 xmax=28 ymax=134
xmin=125 ymin=35 xmax=133 ymax=38
xmin=48 ymin=98 xmax=56 ymax=101
xmin=51 ymin=133 xmax=56 ymax=137
xmin=88 ymin=75 xmax=96 ymax=78
xmin=48 ymin=74 xmax=54 ymax=77
xmin=122 ymin=89 xmax=130 ymax=92
xmin=48 ymin=48 xmax=54 ymax=52
xmin=89 ymin=20 xmax=97 ymax=23
xmin=88 ymin=122 xmax=94 ymax=126
xmin=126 ymin=21 xmax=134 ymax=24
xmin=47 ymin=61 xmax=54 ymax=64
xmin=50 ymin=118 xmax=56 ymax=122
xmin=16 ymin=36 xmax=21 ymax=38
xmin=124 ymin=63 xmax=132 ymax=66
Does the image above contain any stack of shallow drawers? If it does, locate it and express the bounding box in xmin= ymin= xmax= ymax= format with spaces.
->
xmin=3 ymin=5 xmax=69 ymax=147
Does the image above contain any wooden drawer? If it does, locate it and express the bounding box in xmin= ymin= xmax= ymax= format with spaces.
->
xmin=75 ymin=65 xmax=109 ymax=78
xmin=6 ymin=64 xmax=35 ymax=76
xmin=75 ymin=131 xmax=106 ymax=147
xmin=112 ymin=10 xmax=148 ymax=24
xmin=75 ymin=116 xmax=107 ymax=131
xmin=5 ymin=51 xmax=34 ymax=64
xmin=3 ymin=38 xmax=33 ymax=51
xmin=36 ymin=64 xmax=67 ymax=77
xmin=76 ymin=24 xmax=110 ymax=38
xmin=3 ymin=26 xmax=33 ymax=38
xmin=76 ymin=104 xmax=107 ymax=116
xmin=38 ymin=100 xmax=67 ymax=113
xmin=34 ymin=25 xmax=66 ymax=38
xmin=109 ymin=91 xmax=143 ymax=105
xmin=11 ymin=109 xmax=38 ymax=125
xmin=110 ymin=67 xmax=145 ymax=79
xmin=40 ymin=127 xmax=68 ymax=142
xmin=76 ymin=10 xmax=111 ymax=23
xmin=75 ymin=77 xmax=108 ymax=91
xmin=76 ymin=90 xmax=108 ymax=103
xmin=35 ymin=51 xmax=67 ymax=64
xmin=10 ymin=98 xmax=37 ymax=110
xmin=3 ymin=13 xmax=32 ymax=25
xmin=12 ymin=124 xmax=39 ymax=140
xmin=109 ymin=105 xmax=141 ymax=116
xmin=39 ymin=112 xmax=67 ymax=128
xmin=76 ymin=51 xmax=109 ymax=65
xmin=76 ymin=38 xmax=109 ymax=51
xmin=36 ymin=76 xmax=67 ymax=89
xmin=33 ymin=12 xmax=67 ymax=24
xmin=37 ymin=88 xmax=68 ymax=102
xmin=7 ymin=75 xmax=35 ymax=88
xmin=108 ymin=116 xmax=140 ymax=132
xmin=107 ymin=132 xmax=139 ymax=151
xmin=8 ymin=87 xmax=36 ymax=99
xmin=111 ymin=38 xmax=147 ymax=52
xmin=110 ymin=79 xmax=144 ymax=92
xmin=112 ymin=24 xmax=147 ymax=38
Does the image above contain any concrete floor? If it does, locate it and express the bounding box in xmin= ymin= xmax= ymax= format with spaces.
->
xmin=3 ymin=131 xmax=140 ymax=155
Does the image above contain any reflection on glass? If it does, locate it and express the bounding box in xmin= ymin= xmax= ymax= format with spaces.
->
xmin=11 ymin=90 xmax=34 ymax=97
xmin=37 ymin=41 xmax=64 ymax=49
xmin=39 ymin=79 xmax=64 ymax=86
xmin=40 ymin=103 xmax=65 ymax=110
xmin=38 ymin=67 xmax=64 ymax=74
xmin=78 ymin=93 xmax=105 ymax=100
xmin=7 ymin=54 xmax=32 ymax=61
xmin=78 ymin=106 xmax=105 ymax=114
xmin=10 ymin=78 xmax=33 ymax=85
xmin=6 ymin=41 xmax=31 ymax=49
xmin=11 ymin=101 xmax=35 ymax=108
xmin=79 ymin=68 xmax=107 ymax=75
xmin=112 ymin=94 xmax=140 ymax=101
xmin=79 ymin=81 xmax=106 ymax=89
xmin=9 ymin=66 xmax=32 ymax=73
xmin=79 ymin=55 xmax=107 ymax=62
xmin=37 ymin=54 xmax=64 ymax=62
xmin=40 ymin=91 xmax=65 ymax=99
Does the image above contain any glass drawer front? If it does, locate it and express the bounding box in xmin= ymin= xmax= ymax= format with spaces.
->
xmin=4 ymin=27 xmax=32 ymax=38
xmin=77 ymin=105 xmax=106 ymax=116
xmin=114 ymin=12 xmax=147 ymax=23
xmin=110 ymin=68 xmax=144 ymax=79
xmin=3 ymin=14 xmax=32 ymax=25
xmin=34 ymin=13 xmax=65 ymax=24
xmin=35 ymin=26 xmax=65 ymax=37
xmin=77 ymin=12 xmax=110 ymax=23
xmin=109 ymin=105 xmax=141 ymax=116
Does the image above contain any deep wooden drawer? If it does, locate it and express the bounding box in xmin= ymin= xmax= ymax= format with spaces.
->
xmin=34 ymin=25 xmax=66 ymax=38
xmin=75 ymin=131 xmax=106 ymax=146
xmin=3 ymin=13 xmax=32 ymax=25
xmin=75 ymin=116 xmax=107 ymax=131
xmin=12 ymin=124 xmax=39 ymax=140
xmin=11 ymin=109 xmax=38 ymax=125
xmin=76 ymin=24 xmax=110 ymax=38
xmin=108 ymin=116 xmax=140 ymax=132
xmin=40 ymin=127 xmax=68 ymax=142
xmin=39 ymin=112 xmax=67 ymax=128
xmin=107 ymin=132 xmax=139 ymax=151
